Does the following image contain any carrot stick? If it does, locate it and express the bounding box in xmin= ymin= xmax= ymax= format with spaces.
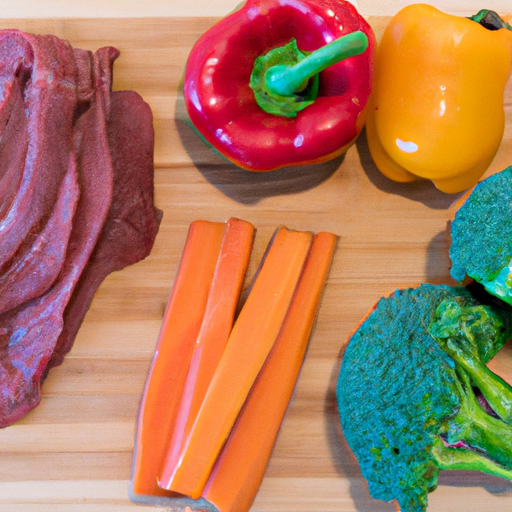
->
xmin=158 ymin=226 xmax=313 ymax=497
xmin=159 ymin=218 xmax=255 ymax=484
xmin=130 ymin=220 xmax=225 ymax=498
xmin=202 ymin=231 xmax=337 ymax=512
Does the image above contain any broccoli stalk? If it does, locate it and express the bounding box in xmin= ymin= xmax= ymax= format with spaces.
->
xmin=432 ymin=437 xmax=512 ymax=481
xmin=445 ymin=339 xmax=512 ymax=423
xmin=434 ymin=363 xmax=512 ymax=475
xmin=429 ymin=298 xmax=512 ymax=478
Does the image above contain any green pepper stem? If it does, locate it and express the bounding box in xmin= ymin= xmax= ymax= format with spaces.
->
xmin=468 ymin=9 xmax=512 ymax=31
xmin=265 ymin=31 xmax=368 ymax=98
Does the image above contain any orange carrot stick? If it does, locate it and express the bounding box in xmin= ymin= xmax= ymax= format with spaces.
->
xmin=130 ymin=220 xmax=225 ymax=498
xmin=202 ymin=231 xmax=337 ymax=512
xmin=158 ymin=226 xmax=313 ymax=497
xmin=160 ymin=218 xmax=255 ymax=482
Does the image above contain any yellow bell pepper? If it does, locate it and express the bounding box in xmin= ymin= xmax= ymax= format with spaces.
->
xmin=366 ymin=4 xmax=512 ymax=194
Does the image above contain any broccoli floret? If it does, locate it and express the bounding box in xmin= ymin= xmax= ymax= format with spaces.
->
xmin=428 ymin=295 xmax=509 ymax=362
xmin=336 ymin=284 xmax=512 ymax=512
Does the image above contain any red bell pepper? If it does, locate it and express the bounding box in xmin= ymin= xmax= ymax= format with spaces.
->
xmin=183 ymin=0 xmax=375 ymax=171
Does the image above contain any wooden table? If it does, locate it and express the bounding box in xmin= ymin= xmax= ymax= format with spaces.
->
xmin=0 ymin=1 xmax=511 ymax=511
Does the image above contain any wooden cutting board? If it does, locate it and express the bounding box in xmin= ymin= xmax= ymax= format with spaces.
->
xmin=0 ymin=16 xmax=511 ymax=512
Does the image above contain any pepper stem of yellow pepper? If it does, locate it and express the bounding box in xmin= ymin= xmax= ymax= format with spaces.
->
xmin=265 ymin=31 xmax=368 ymax=97
xmin=468 ymin=9 xmax=512 ymax=31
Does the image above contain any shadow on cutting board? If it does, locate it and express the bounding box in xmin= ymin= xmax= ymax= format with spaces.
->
xmin=175 ymin=94 xmax=342 ymax=205
xmin=425 ymin=230 xmax=457 ymax=285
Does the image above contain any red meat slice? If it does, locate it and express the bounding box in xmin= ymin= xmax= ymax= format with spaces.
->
xmin=0 ymin=77 xmax=28 ymax=221
xmin=0 ymin=30 xmax=160 ymax=428
xmin=0 ymin=46 xmax=117 ymax=428
xmin=0 ymin=153 xmax=80 ymax=315
xmin=0 ymin=31 xmax=78 ymax=269
xmin=47 ymin=90 xmax=162 ymax=372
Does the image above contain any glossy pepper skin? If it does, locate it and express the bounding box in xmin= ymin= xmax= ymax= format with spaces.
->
xmin=366 ymin=4 xmax=512 ymax=194
xmin=183 ymin=0 xmax=375 ymax=171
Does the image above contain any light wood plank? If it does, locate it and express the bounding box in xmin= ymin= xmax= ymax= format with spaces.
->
xmin=0 ymin=0 xmax=509 ymax=18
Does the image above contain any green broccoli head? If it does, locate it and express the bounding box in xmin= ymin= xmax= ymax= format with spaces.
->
xmin=336 ymin=284 xmax=512 ymax=512
xmin=449 ymin=165 xmax=512 ymax=287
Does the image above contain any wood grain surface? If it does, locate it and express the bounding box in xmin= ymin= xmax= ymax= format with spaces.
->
xmin=0 ymin=8 xmax=512 ymax=512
